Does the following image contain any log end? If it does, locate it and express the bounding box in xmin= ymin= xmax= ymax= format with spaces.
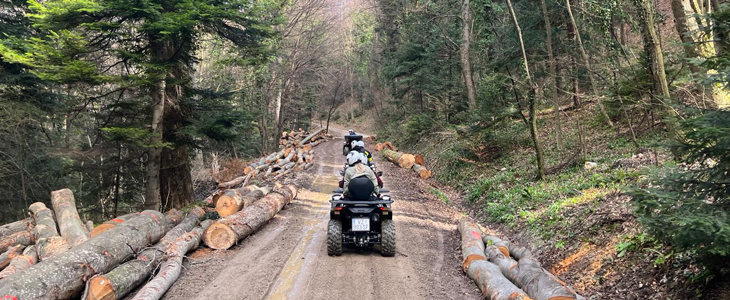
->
xmin=203 ymin=222 xmax=237 ymax=250
xmin=86 ymin=275 xmax=117 ymax=300
xmin=398 ymin=154 xmax=416 ymax=169
xmin=215 ymin=196 xmax=238 ymax=218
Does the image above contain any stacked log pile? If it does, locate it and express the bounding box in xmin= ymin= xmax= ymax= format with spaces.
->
xmin=0 ymin=183 xmax=299 ymax=300
xmin=376 ymin=142 xmax=432 ymax=179
xmin=458 ymin=218 xmax=583 ymax=300
xmin=209 ymin=129 xmax=326 ymax=203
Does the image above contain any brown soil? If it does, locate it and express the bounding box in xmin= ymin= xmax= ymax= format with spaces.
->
xmin=161 ymin=126 xmax=481 ymax=300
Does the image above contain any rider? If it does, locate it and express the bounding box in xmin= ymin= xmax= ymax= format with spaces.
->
xmin=343 ymin=152 xmax=379 ymax=198
xmin=352 ymin=140 xmax=373 ymax=165
xmin=341 ymin=150 xmax=383 ymax=190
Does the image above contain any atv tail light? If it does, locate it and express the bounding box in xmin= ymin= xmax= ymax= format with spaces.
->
xmin=336 ymin=207 xmax=343 ymax=210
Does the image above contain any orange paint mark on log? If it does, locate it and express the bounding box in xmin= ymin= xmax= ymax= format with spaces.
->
xmin=110 ymin=219 xmax=124 ymax=223
xmin=470 ymin=230 xmax=481 ymax=240
xmin=498 ymin=246 xmax=509 ymax=257
xmin=462 ymin=254 xmax=486 ymax=271
xmin=547 ymin=297 xmax=576 ymax=300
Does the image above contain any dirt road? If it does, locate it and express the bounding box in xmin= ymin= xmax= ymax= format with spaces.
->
xmin=163 ymin=128 xmax=481 ymax=300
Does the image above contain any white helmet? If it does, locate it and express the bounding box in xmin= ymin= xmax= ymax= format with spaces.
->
xmin=358 ymin=152 xmax=368 ymax=165
xmin=356 ymin=140 xmax=365 ymax=148
xmin=351 ymin=140 xmax=358 ymax=148
xmin=347 ymin=151 xmax=362 ymax=166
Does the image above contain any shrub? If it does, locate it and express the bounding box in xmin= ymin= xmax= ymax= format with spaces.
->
xmin=630 ymin=110 xmax=730 ymax=270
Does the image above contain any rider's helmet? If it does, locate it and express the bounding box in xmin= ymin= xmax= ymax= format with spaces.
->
xmin=347 ymin=151 xmax=362 ymax=166
xmin=351 ymin=140 xmax=359 ymax=148
xmin=348 ymin=129 xmax=355 ymax=135
xmin=356 ymin=140 xmax=365 ymax=148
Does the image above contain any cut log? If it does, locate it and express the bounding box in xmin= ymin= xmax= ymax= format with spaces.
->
xmin=458 ymin=218 xmax=530 ymax=300
xmin=85 ymin=221 xmax=94 ymax=232
xmin=51 ymin=188 xmax=89 ymax=246
xmin=411 ymin=164 xmax=432 ymax=179
xmin=29 ymin=202 xmax=69 ymax=261
xmin=0 ymin=244 xmax=25 ymax=270
xmin=84 ymin=207 xmax=206 ymax=300
xmin=482 ymin=235 xmax=511 ymax=257
xmin=486 ymin=245 xmax=577 ymax=300
xmin=0 ymin=244 xmax=37 ymax=279
xmin=130 ymin=219 xmax=213 ymax=300
xmin=89 ymin=213 xmax=139 ymax=238
xmin=0 ymin=210 xmax=171 ymax=300
xmin=218 ymin=175 xmax=247 ymax=189
xmin=215 ymin=186 xmax=267 ymax=218
xmin=299 ymin=128 xmax=324 ymax=145
xmin=374 ymin=143 xmax=383 ymax=151
xmin=203 ymin=185 xmax=298 ymax=250
xmin=0 ymin=218 xmax=32 ymax=240
xmin=0 ymin=231 xmax=32 ymax=254
xmin=414 ymin=154 xmax=425 ymax=166
xmin=383 ymin=149 xmax=416 ymax=169
xmin=383 ymin=141 xmax=397 ymax=151
xmin=165 ymin=209 xmax=183 ymax=226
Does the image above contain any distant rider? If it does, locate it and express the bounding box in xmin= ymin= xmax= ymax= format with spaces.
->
xmin=343 ymin=152 xmax=380 ymax=198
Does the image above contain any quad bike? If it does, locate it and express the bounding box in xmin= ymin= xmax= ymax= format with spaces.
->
xmin=328 ymin=177 xmax=395 ymax=257
xmin=343 ymin=133 xmax=363 ymax=156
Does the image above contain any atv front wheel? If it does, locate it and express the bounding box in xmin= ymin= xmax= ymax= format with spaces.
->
xmin=380 ymin=219 xmax=396 ymax=257
xmin=327 ymin=220 xmax=343 ymax=256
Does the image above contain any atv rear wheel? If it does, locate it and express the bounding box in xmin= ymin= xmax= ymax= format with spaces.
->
xmin=380 ymin=219 xmax=395 ymax=257
xmin=327 ymin=220 xmax=343 ymax=256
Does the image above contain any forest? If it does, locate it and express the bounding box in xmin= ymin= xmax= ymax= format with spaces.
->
xmin=1 ymin=0 xmax=729 ymax=297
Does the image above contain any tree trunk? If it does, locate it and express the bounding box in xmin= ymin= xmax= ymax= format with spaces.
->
xmin=633 ymin=0 xmax=677 ymax=132
xmin=203 ymin=185 xmax=298 ymax=250
xmin=0 ymin=244 xmax=37 ymax=279
xmin=51 ymin=189 xmax=89 ymax=247
xmin=507 ymin=0 xmax=546 ymax=180
xmin=671 ymin=0 xmax=729 ymax=108
xmin=89 ymin=213 xmax=139 ymax=238
xmin=458 ymin=218 xmax=530 ymax=299
xmin=29 ymin=202 xmax=69 ymax=261
xmin=0 ymin=244 xmax=25 ymax=270
xmin=215 ymin=187 xmax=271 ymax=218
xmin=0 ymin=219 xmax=32 ymax=240
xmin=160 ymin=145 xmax=195 ymax=210
xmin=383 ymin=149 xmax=416 ymax=169
xmin=143 ymin=79 xmax=166 ymax=211
xmin=710 ymin=0 xmax=726 ymax=56
xmin=540 ymin=0 xmax=563 ymax=150
xmin=0 ymin=210 xmax=171 ymax=300
xmin=460 ymin=0 xmax=477 ymax=109
xmin=566 ymin=0 xmax=614 ymax=128
xmin=84 ymin=207 xmax=205 ymax=300
xmin=486 ymin=246 xmax=578 ymax=300
xmin=0 ymin=231 xmax=32 ymax=254
xmin=131 ymin=219 xmax=213 ymax=300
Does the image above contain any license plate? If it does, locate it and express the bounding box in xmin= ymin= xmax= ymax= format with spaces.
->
xmin=351 ymin=218 xmax=370 ymax=231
